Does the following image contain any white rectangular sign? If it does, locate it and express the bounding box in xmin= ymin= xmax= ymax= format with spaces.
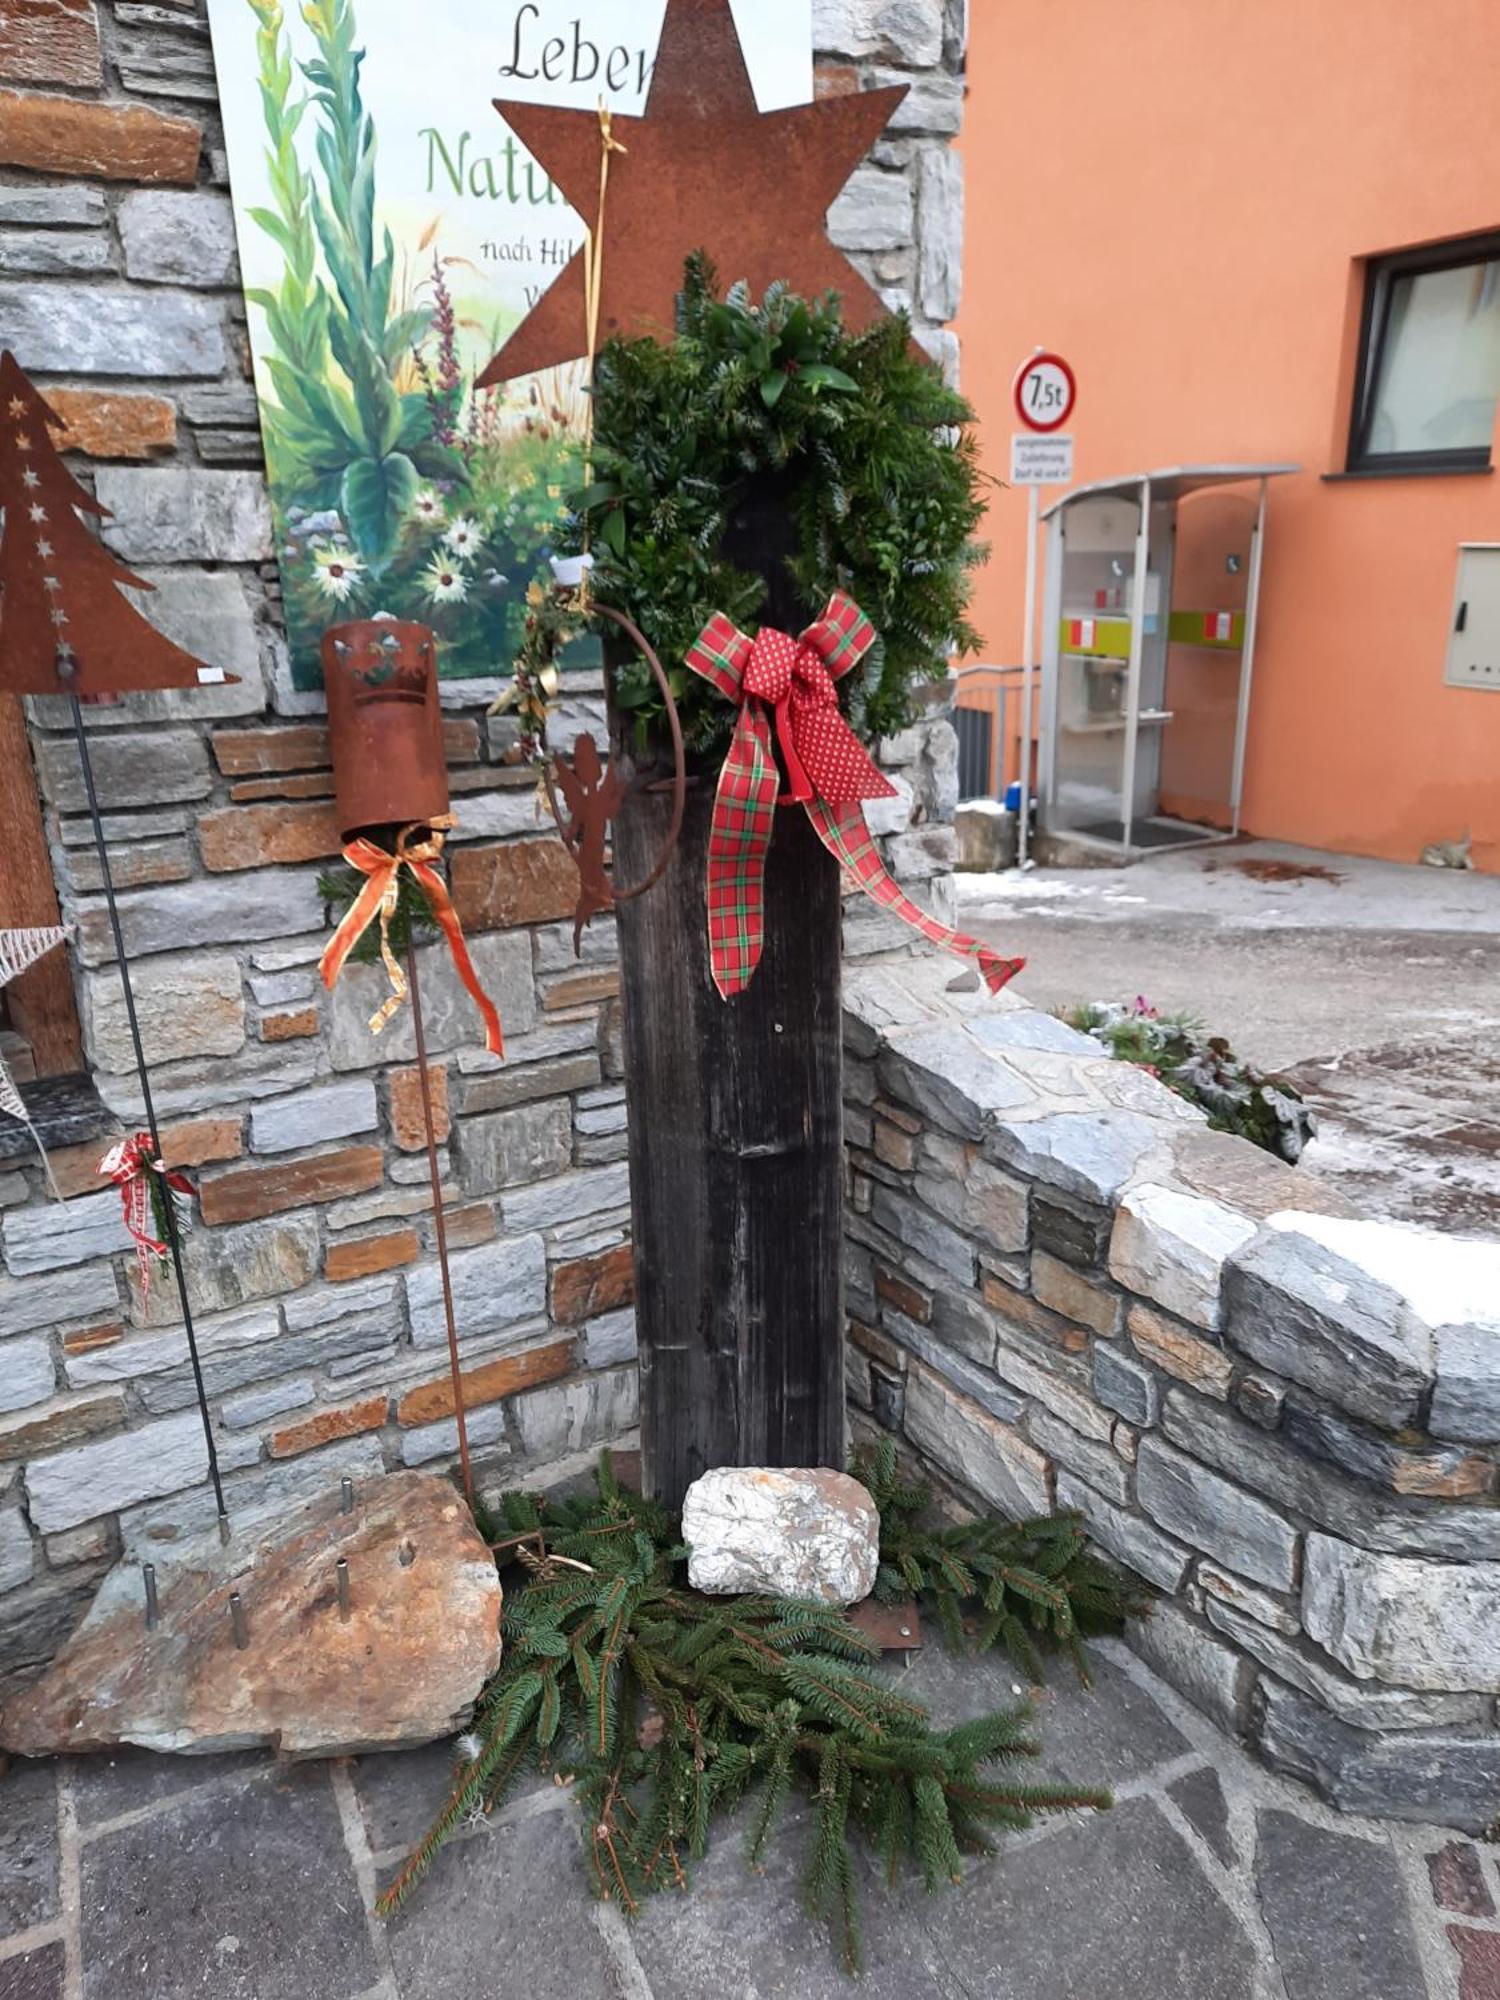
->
xmin=1010 ymin=433 xmax=1075 ymax=488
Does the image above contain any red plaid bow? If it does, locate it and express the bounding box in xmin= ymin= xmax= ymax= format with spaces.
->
xmin=687 ymin=593 xmax=1027 ymax=1000
xmin=99 ymin=1134 xmax=192 ymax=1309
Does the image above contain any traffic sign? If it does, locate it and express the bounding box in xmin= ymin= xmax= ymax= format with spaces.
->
xmin=1010 ymin=432 xmax=1075 ymax=487
xmin=1013 ymin=352 xmax=1076 ymax=434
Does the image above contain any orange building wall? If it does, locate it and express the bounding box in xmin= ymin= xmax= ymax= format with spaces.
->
xmin=959 ymin=0 xmax=1500 ymax=871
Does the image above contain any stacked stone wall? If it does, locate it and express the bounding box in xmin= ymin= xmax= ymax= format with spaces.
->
xmin=843 ymin=959 xmax=1500 ymax=1833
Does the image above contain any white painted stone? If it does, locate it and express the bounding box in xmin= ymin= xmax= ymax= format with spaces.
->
xmin=0 ymin=1337 xmax=55 ymax=1417
xmin=407 ymin=1236 xmax=546 ymax=1350
xmin=24 ymin=1412 xmax=210 ymax=1533
xmin=1110 ymin=1184 xmax=1257 ymax=1330
xmin=830 ymin=167 xmax=915 ymax=252
xmin=3 ymin=1191 xmax=135 ymax=1276
xmin=95 ymin=469 xmax=273 ymax=564
xmin=684 ymin=1468 xmax=880 ymax=1607
xmin=1303 ymin=1535 xmax=1500 ymax=1693
xmin=862 ymin=773 xmax=915 ymax=838
xmin=249 ymin=1081 xmax=379 ymax=1156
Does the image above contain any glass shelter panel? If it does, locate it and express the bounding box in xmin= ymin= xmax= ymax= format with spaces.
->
xmin=1049 ymin=493 xmax=1142 ymax=838
xmin=1158 ymin=490 xmax=1256 ymax=833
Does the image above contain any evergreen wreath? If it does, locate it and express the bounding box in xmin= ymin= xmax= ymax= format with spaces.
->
xmin=376 ymin=1445 xmax=1144 ymax=1973
xmin=567 ymin=257 xmax=989 ymax=757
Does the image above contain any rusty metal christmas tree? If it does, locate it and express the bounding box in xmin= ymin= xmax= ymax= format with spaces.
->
xmin=0 ymin=350 xmax=230 ymax=698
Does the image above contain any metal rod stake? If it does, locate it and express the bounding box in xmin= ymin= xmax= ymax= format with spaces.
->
xmin=336 ymin=1557 xmax=351 ymax=1623
xmin=405 ymin=940 xmax=474 ymax=1511
xmin=142 ymin=1563 xmax=159 ymax=1631
xmin=229 ymin=1592 xmax=248 ymax=1651
xmin=341 ymin=1477 xmax=354 ymax=1516
xmin=69 ymin=696 xmax=228 ymax=1536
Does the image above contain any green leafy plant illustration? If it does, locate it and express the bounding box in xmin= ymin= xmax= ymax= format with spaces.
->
xmin=240 ymin=0 xmax=584 ymax=682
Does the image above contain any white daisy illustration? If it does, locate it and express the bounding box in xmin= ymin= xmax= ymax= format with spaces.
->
xmin=443 ymin=515 xmax=481 ymax=560
xmin=411 ymin=487 xmax=445 ymax=526
xmin=424 ymin=558 xmax=468 ymax=606
xmin=312 ymin=547 xmax=364 ymax=602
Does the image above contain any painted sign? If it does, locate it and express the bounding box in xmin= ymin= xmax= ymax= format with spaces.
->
xmin=206 ymin=0 xmax=812 ymax=689
xmin=1013 ymin=352 xmax=1076 ymax=434
xmin=1010 ymin=433 xmax=1075 ymax=486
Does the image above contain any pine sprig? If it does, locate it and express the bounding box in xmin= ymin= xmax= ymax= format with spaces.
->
xmin=856 ymin=1437 xmax=1150 ymax=1687
xmin=377 ymin=1449 xmax=1139 ymax=1973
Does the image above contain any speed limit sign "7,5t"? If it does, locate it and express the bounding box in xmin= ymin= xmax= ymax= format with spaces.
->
xmin=1013 ymin=352 xmax=1076 ymax=433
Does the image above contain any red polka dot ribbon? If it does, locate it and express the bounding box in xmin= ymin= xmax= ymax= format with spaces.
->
xmin=686 ymin=594 xmax=1026 ymax=1001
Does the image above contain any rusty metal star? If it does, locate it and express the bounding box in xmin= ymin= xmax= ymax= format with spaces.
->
xmin=477 ymin=0 xmax=908 ymax=387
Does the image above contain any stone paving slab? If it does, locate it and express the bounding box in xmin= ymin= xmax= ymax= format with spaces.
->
xmin=78 ymin=1763 xmax=378 ymax=2000
xmin=2 ymin=1633 xmax=1497 ymax=2000
xmin=0 ymin=1757 xmax=57 ymax=1942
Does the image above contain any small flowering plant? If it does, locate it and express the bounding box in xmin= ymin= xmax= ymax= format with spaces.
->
xmin=1062 ymin=998 xmax=1317 ymax=1163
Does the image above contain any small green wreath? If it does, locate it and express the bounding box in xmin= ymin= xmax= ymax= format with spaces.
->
xmin=563 ymin=256 xmax=990 ymax=760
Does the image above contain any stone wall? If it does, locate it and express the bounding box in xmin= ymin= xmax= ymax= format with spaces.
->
xmin=0 ymin=0 xmax=967 ymax=1689
xmin=843 ymin=958 xmax=1500 ymax=1834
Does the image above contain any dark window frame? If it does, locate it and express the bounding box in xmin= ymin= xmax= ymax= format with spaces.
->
xmin=1347 ymin=231 xmax=1500 ymax=476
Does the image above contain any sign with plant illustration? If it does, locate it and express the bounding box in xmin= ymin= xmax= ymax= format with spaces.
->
xmin=206 ymin=0 xmax=811 ymax=688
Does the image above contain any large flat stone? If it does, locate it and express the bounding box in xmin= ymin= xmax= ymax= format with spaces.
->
xmin=1302 ymin=1534 xmax=1500 ymax=1692
xmin=3 ymin=1190 xmax=135 ymax=1276
xmin=75 ymin=868 xmax=326 ymax=967
xmin=328 ymin=931 xmax=535 ymax=1069
xmin=1254 ymin=1809 xmax=1424 ymax=2000
xmin=903 ymin=1360 xmax=1051 ymax=1518
xmin=0 ymin=1261 xmax=120 ymax=1338
xmin=1162 ymin=1388 xmax=1500 ymax=1561
xmin=987 ymin=1111 xmax=1164 ymax=1206
xmin=3 ymin=1473 xmax=502 ymax=1758
xmin=380 ymin=1804 xmax=610 ymax=2000
xmin=83 ymin=951 xmax=245 ymax=1072
xmin=94 ymin=468 xmax=272 ymax=564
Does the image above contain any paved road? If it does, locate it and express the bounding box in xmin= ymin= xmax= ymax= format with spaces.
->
xmin=2 ymin=1636 xmax=1492 ymax=2000
xmin=959 ymin=843 xmax=1500 ymax=1235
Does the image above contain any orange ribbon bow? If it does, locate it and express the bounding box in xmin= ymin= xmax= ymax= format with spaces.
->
xmin=318 ymin=819 xmax=504 ymax=1058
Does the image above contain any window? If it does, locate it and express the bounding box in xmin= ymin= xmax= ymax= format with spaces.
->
xmin=1348 ymin=234 xmax=1500 ymax=475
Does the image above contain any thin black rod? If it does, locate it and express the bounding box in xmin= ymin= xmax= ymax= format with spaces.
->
xmin=69 ymin=695 xmax=228 ymax=1530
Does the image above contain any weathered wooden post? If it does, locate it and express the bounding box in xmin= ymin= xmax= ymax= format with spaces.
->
xmin=613 ymin=490 xmax=845 ymax=1509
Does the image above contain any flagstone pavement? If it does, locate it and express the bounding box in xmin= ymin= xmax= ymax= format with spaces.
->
xmin=2 ymin=1635 xmax=1497 ymax=2000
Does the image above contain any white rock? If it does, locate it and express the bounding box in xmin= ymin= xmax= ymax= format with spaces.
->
xmin=683 ymin=1467 xmax=881 ymax=1607
xmin=1111 ymin=1184 xmax=1257 ymax=1330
